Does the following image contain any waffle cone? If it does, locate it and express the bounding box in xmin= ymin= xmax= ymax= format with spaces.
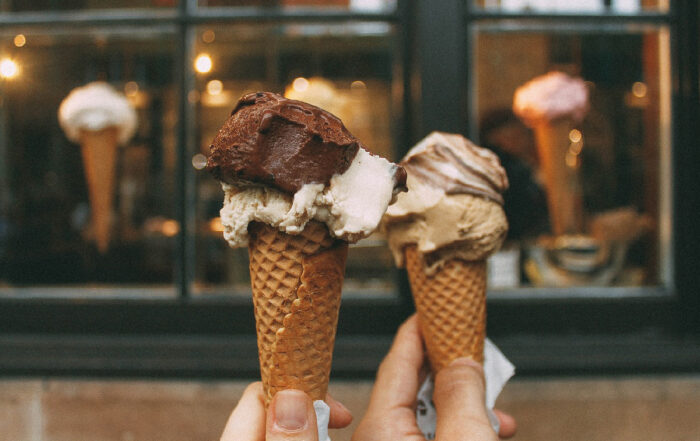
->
xmin=248 ymin=221 xmax=348 ymax=406
xmin=533 ymin=119 xmax=583 ymax=236
xmin=80 ymin=127 xmax=119 ymax=254
xmin=404 ymin=246 xmax=486 ymax=371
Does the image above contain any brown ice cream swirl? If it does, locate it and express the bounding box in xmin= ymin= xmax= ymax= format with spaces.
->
xmin=383 ymin=132 xmax=509 ymax=272
xmin=401 ymin=132 xmax=508 ymax=204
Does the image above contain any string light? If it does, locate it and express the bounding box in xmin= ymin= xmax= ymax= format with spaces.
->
xmin=206 ymin=79 xmax=223 ymax=95
xmin=0 ymin=58 xmax=19 ymax=79
xmin=194 ymin=54 xmax=212 ymax=74
xmin=292 ymin=77 xmax=309 ymax=92
xmin=14 ymin=34 xmax=26 ymax=47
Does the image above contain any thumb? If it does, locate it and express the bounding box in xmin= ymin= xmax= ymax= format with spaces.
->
xmin=433 ymin=358 xmax=497 ymax=441
xmin=267 ymin=389 xmax=319 ymax=441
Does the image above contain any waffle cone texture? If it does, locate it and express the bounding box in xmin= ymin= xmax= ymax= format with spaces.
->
xmin=248 ymin=221 xmax=348 ymax=406
xmin=404 ymin=246 xmax=486 ymax=371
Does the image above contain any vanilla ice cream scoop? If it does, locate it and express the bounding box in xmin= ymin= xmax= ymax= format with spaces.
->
xmin=513 ymin=71 xmax=589 ymax=127
xmin=383 ymin=132 xmax=508 ymax=273
xmin=207 ymin=91 xmax=407 ymax=246
xmin=58 ymin=81 xmax=137 ymax=145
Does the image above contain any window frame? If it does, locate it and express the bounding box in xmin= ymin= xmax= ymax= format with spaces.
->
xmin=1 ymin=0 xmax=699 ymax=378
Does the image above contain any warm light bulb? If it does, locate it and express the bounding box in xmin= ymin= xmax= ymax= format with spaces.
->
xmin=206 ymin=79 xmax=223 ymax=95
xmin=124 ymin=81 xmax=139 ymax=97
xmin=209 ymin=217 xmax=224 ymax=233
xmin=14 ymin=34 xmax=26 ymax=48
xmin=351 ymin=80 xmax=366 ymax=90
xmin=191 ymin=153 xmax=208 ymax=170
xmin=568 ymin=129 xmax=582 ymax=143
xmin=194 ymin=54 xmax=212 ymax=74
xmin=0 ymin=58 xmax=19 ymax=79
xmin=292 ymin=77 xmax=309 ymax=92
xmin=202 ymin=30 xmax=215 ymax=44
xmin=161 ymin=220 xmax=180 ymax=237
xmin=632 ymin=81 xmax=647 ymax=98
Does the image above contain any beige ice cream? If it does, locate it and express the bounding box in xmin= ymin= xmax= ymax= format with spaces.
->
xmin=383 ymin=131 xmax=508 ymax=275
xmin=59 ymin=82 xmax=137 ymax=253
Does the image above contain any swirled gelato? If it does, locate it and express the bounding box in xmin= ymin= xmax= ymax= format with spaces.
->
xmin=207 ymin=91 xmax=406 ymax=246
xmin=58 ymin=81 xmax=137 ymax=145
xmin=383 ymin=131 xmax=508 ymax=273
xmin=513 ymin=71 xmax=589 ymax=127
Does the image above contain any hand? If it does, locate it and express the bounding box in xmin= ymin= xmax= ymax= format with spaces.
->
xmin=220 ymin=382 xmax=353 ymax=441
xmin=352 ymin=315 xmax=517 ymax=440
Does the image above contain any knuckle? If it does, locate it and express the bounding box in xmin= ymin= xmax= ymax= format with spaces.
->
xmin=436 ymin=362 xmax=484 ymax=389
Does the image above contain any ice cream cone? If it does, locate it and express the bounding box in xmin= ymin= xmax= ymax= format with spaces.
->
xmin=247 ymin=220 xmax=348 ymax=406
xmin=532 ymin=118 xmax=583 ymax=236
xmin=80 ymin=127 xmax=119 ymax=254
xmin=404 ymin=245 xmax=486 ymax=370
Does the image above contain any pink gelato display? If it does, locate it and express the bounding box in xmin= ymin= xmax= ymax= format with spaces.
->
xmin=59 ymin=82 xmax=137 ymax=254
xmin=513 ymin=71 xmax=589 ymax=236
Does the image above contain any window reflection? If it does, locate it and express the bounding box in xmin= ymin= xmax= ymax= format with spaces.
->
xmin=192 ymin=23 xmax=399 ymax=296
xmin=472 ymin=0 xmax=669 ymax=13
xmin=3 ymin=0 xmax=177 ymax=12
xmin=199 ymin=0 xmax=395 ymax=12
xmin=475 ymin=29 xmax=670 ymax=287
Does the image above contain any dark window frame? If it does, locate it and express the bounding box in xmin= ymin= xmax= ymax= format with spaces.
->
xmin=1 ymin=0 xmax=699 ymax=378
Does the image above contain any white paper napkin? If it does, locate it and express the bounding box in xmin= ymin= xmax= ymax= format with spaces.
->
xmin=314 ymin=399 xmax=331 ymax=441
xmin=416 ymin=338 xmax=515 ymax=439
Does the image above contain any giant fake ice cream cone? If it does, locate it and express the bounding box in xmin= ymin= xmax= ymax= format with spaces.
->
xmin=513 ymin=71 xmax=589 ymax=236
xmin=383 ymin=132 xmax=508 ymax=370
xmin=207 ymin=92 xmax=406 ymax=412
xmin=80 ymin=127 xmax=120 ymax=254
xmin=59 ymin=82 xmax=137 ymax=253
xmin=531 ymin=118 xmax=583 ymax=235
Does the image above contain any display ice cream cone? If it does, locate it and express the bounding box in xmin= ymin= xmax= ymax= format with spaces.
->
xmin=533 ymin=118 xmax=583 ymax=236
xmin=404 ymin=245 xmax=486 ymax=370
xmin=80 ymin=127 xmax=119 ymax=254
xmin=248 ymin=220 xmax=348 ymax=406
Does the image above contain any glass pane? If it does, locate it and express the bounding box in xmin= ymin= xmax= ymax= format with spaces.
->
xmin=198 ymin=0 xmax=396 ymax=13
xmin=472 ymin=0 xmax=669 ymax=14
xmin=2 ymin=0 xmax=177 ymax=12
xmin=0 ymin=26 xmax=178 ymax=295
xmin=192 ymin=22 xmax=400 ymax=297
xmin=473 ymin=26 xmax=671 ymax=288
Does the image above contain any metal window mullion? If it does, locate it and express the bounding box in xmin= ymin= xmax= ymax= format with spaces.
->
xmin=175 ymin=1 xmax=197 ymax=301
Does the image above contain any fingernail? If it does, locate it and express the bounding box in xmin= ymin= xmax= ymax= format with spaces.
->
xmin=273 ymin=390 xmax=308 ymax=431
xmin=449 ymin=357 xmax=482 ymax=369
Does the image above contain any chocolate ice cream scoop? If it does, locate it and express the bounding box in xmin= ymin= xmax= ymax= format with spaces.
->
xmin=208 ymin=91 xmax=372 ymax=193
